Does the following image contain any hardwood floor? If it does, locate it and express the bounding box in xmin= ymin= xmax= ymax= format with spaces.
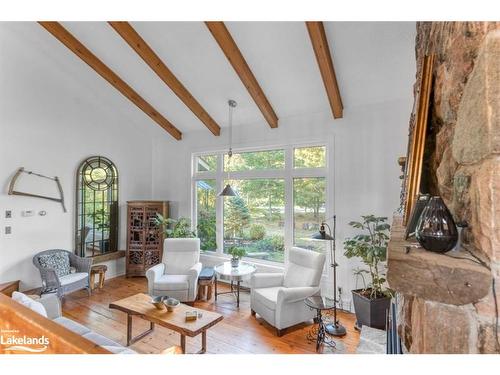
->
xmin=62 ymin=276 xmax=360 ymax=354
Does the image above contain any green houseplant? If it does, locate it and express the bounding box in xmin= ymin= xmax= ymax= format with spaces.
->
xmin=343 ymin=215 xmax=392 ymax=330
xmin=227 ymin=246 xmax=246 ymax=267
xmin=155 ymin=214 xmax=196 ymax=238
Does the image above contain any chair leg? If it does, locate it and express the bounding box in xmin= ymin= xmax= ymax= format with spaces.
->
xmin=87 ymin=287 xmax=91 ymax=297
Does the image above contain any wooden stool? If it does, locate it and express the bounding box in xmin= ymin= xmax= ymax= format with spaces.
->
xmin=197 ymin=277 xmax=215 ymax=301
xmin=90 ymin=265 xmax=108 ymax=290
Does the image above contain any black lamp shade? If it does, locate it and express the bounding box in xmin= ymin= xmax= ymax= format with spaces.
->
xmin=218 ymin=184 xmax=237 ymax=197
xmin=311 ymin=223 xmax=334 ymax=241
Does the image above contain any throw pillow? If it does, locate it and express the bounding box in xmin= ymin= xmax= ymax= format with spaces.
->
xmin=38 ymin=252 xmax=70 ymax=277
xmin=11 ymin=291 xmax=48 ymax=317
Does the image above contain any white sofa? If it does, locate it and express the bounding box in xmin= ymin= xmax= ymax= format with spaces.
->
xmin=146 ymin=238 xmax=202 ymax=302
xmin=12 ymin=292 xmax=135 ymax=354
xmin=250 ymin=247 xmax=326 ymax=336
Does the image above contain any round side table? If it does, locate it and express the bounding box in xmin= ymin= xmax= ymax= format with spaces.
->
xmin=214 ymin=262 xmax=256 ymax=307
xmin=305 ymin=296 xmax=337 ymax=352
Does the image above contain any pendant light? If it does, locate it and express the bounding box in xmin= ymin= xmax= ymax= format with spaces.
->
xmin=218 ymin=99 xmax=238 ymax=197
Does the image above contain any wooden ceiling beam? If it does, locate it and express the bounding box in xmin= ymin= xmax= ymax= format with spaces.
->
xmin=306 ymin=21 xmax=343 ymax=119
xmin=109 ymin=21 xmax=221 ymax=136
xmin=205 ymin=21 xmax=278 ymax=128
xmin=38 ymin=21 xmax=182 ymax=140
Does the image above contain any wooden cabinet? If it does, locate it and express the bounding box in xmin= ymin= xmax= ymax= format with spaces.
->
xmin=126 ymin=201 xmax=168 ymax=277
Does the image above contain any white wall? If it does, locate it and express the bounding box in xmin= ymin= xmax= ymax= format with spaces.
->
xmin=152 ymin=98 xmax=412 ymax=305
xmin=0 ymin=23 xmax=164 ymax=290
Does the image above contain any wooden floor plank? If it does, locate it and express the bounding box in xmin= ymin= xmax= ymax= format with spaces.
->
xmin=62 ymin=276 xmax=360 ymax=354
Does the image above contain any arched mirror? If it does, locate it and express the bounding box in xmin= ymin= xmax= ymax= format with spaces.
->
xmin=75 ymin=156 xmax=119 ymax=258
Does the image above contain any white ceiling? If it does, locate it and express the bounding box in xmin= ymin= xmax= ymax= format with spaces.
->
xmin=26 ymin=21 xmax=417 ymax=135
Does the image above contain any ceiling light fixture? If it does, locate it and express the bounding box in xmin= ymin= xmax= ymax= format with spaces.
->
xmin=218 ymin=99 xmax=238 ymax=197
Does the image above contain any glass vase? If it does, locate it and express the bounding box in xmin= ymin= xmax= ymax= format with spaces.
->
xmin=415 ymin=196 xmax=458 ymax=253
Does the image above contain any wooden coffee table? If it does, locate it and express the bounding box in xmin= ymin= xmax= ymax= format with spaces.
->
xmin=109 ymin=293 xmax=223 ymax=354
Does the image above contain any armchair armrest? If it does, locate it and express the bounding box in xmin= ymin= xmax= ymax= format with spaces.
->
xmin=38 ymin=294 xmax=62 ymax=319
xmin=70 ymin=253 xmax=92 ymax=274
xmin=39 ymin=268 xmax=61 ymax=291
xmin=250 ymin=273 xmax=284 ymax=289
xmin=146 ymin=263 xmax=165 ymax=296
xmin=146 ymin=263 xmax=165 ymax=283
xmin=187 ymin=262 xmax=202 ymax=282
xmin=277 ymin=286 xmax=320 ymax=304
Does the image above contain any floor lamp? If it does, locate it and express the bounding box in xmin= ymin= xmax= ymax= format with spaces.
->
xmin=311 ymin=215 xmax=346 ymax=336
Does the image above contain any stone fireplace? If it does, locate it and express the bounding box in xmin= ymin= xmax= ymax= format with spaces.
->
xmin=387 ymin=22 xmax=500 ymax=353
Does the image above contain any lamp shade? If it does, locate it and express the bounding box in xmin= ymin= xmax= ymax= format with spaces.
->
xmin=311 ymin=231 xmax=334 ymax=241
xmin=311 ymin=223 xmax=334 ymax=241
xmin=218 ymin=184 xmax=237 ymax=197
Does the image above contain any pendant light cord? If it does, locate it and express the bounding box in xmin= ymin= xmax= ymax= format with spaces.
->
xmin=227 ymin=100 xmax=236 ymax=182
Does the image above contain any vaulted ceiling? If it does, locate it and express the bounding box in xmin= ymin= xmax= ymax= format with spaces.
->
xmin=35 ymin=21 xmax=416 ymax=139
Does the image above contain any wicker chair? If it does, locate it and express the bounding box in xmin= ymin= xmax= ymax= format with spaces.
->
xmin=33 ymin=249 xmax=92 ymax=298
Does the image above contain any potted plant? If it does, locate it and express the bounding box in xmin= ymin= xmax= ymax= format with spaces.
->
xmin=155 ymin=214 xmax=196 ymax=238
xmin=343 ymin=215 xmax=392 ymax=330
xmin=227 ymin=246 xmax=246 ymax=267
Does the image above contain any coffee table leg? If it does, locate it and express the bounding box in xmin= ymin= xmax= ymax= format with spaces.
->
xmin=237 ymin=280 xmax=241 ymax=308
xmin=180 ymin=334 xmax=186 ymax=354
xmin=126 ymin=314 xmax=154 ymax=346
xmin=201 ymin=330 xmax=207 ymax=354
xmin=126 ymin=314 xmax=132 ymax=346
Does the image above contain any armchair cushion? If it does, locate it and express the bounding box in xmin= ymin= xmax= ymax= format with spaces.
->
xmin=38 ymin=252 xmax=70 ymax=277
xmin=54 ymin=317 xmax=91 ymax=335
xmin=163 ymin=238 xmax=200 ymax=274
xmin=252 ymin=287 xmax=282 ymax=310
xmin=59 ymin=272 xmax=88 ymax=286
xmin=12 ymin=292 xmax=48 ymax=318
xmin=154 ymin=275 xmax=189 ymax=291
xmin=283 ymin=247 xmax=325 ymax=288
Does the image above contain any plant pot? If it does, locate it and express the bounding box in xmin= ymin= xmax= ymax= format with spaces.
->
xmin=351 ymin=289 xmax=391 ymax=330
xmin=231 ymin=258 xmax=240 ymax=268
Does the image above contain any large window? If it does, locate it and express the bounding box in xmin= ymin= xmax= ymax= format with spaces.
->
xmin=192 ymin=144 xmax=328 ymax=263
xmin=223 ymin=179 xmax=285 ymax=262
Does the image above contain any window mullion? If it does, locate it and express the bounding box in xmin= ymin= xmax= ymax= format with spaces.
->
xmin=215 ymin=153 xmax=224 ymax=255
xmin=284 ymin=146 xmax=294 ymax=264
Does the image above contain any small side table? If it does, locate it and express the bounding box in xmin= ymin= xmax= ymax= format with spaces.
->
xmin=90 ymin=265 xmax=108 ymax=290
xmin=214 ymin=262 xmax=256 ymax=308
xmin=198 ymin=268 xmax=215 ymax=301
xmin=198 ymin=278 xmax=215 ymax=301
xmin=305 ymin=296 xmax=337 ymax=352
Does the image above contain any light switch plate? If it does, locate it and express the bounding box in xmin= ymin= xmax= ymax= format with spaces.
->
xmin=5 ymin=210 xmax=12 ymax=219
xmin=5 ymin=226 xmax=12 ymax=235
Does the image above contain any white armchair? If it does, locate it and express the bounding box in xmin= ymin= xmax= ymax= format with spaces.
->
xmin=146 ymin=238 xmax=202 ymax=303
xmin=250 ymin=247 xmax=326 ymax=336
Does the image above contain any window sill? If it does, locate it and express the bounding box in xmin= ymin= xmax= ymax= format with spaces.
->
xmin=90 ymin=250 xmax=126 ymax=264
xmin=200 ymin=252 xmax=285 ymax=271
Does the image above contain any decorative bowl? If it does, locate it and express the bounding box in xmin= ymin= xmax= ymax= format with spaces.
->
xmin=164 ymin=297 xmax=180 ymax=312
xmin=151 ymin=296 xmax=166 ymax=310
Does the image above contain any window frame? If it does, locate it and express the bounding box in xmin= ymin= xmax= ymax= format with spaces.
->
xmin=191 ymin=141 xmax=331 ymax=265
